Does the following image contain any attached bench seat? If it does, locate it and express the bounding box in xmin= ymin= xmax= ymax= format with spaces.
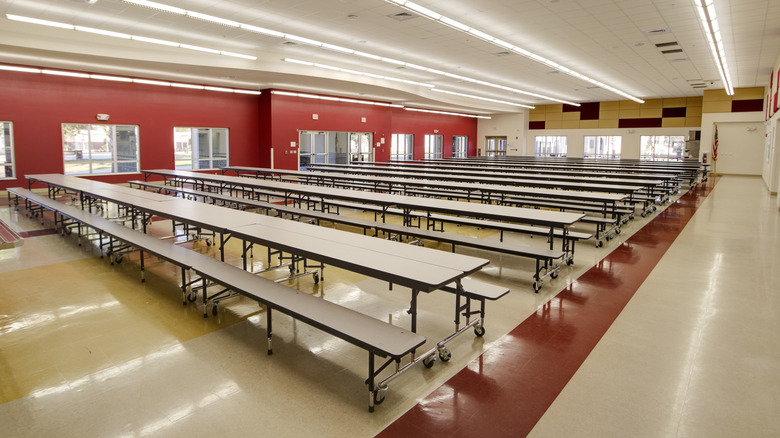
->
xmin=7 ymin=187 xmax=426 ymax=412
xmin=0 ymin=218 xmax=24 ymax=250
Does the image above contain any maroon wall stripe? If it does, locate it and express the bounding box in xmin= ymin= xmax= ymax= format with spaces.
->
xmin=662 ymin=107 xmax=687 ymax=118
xmin=731 ymin=99 xmax=764 ymax=113
xmin=529 ymin=121 xmax=546 ymax=130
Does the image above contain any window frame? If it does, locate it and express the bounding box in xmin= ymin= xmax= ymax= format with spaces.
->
xmin=452 ymin=135 xmax=468 ymax=158
xmin=424 ymin=134 xmax=443 ymax=159
xmin=174 ymin=127 xmax=230 ymax=170
xmin=583 ymin=135 xmax=622 ymax=159
xmin=62 ymin=123 xmax=140 ymax=175
xmin=534 ymin=135 xmax=568 ymax=157
xmin=1 ymin=121 xmax=16 ymax=180
xmin=391 ymin=133 xmax=414 ymax=161
xmin=639 ymin=135 xmax=686 ymax=161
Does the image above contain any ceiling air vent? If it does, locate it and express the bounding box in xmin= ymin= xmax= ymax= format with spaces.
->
xmin=282 ymin=41 xmax=299 ymax=46
xmin=389 ymin=12 xmax=416 ymax=21
xmin=661 ymin=49 xmax=684 ymax=54
xmin=655 ymin=41 xmax=679 ymax=48
xmin=493 ymin=51 xmax=512 ymax=57
xmin=644 ymin=28 xmax=670 ymax=36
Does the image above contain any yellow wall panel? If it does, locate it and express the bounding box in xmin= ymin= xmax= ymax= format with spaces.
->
xmin=545 ymin=120 xmax=563 ymax=129
xmin=685 ymin=116 xmax=702 ymax=126
xmin=600 ymin=101 xmax=620 ymax=111
xmin=662 ymin=98 xmax=686 ymax=107
xmin=734 ymin=87 xmax=765 ymax=100
xmin=662 ymin=117 xmax=686 ymax=127
xmin=599 ymin=119 xmax=619 ymax=129
xmin=640 ymin=107 xmax=663 ymax=118
xmin=562 ymin=112 xmax=580 ymax=121
xmin=561 ymin=120 xmax=581 ymax=129
xmin=686 ymin=105 xmax=702 ymax=116
xmin=642 ymin=99 xmax=663 ymax=109
xmin=529 ymin=111 xmax=546 ymax=122
xmin=545 ymin=112 xmax=563 ymax=121
xmin=619 ymin=109 xmax=641 ymax=118
xmin=702 ymin=101 xmax=732 ymax=113
xmin=686 ymin=97 xmax=703 ymax=106
xmin=545 ymin=104 xmax=563 ymax=113
xmin=599 ymin=110 xmax=620 ymax=121
xmin=703 ymin=89 xmax=732 ymax=102
xmin=619 ymin=100 xmax=641 ymax=110
xmin=579 ymin=120 xmax=600 ymax=129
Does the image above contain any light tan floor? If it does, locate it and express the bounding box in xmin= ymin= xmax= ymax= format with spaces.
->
xmin=2 ymin=177 xmax=773 ymax=437
xmin=530 ymin=175 xmax=780 ymax=437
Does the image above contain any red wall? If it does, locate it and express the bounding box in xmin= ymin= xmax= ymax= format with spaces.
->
xmin=265 ymin=92 xmax=478 ymax=169
xmin=0 ymin=69 xmax=262 ymax=190
xmin=0 ymin=70 xmax=479 ymax=189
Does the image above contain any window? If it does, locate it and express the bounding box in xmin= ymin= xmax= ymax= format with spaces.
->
xmin=452 ymin=136 xmax=467 ymax=158
xmin=63 ymin=124 xmax=139 ymax=175
xmin=174 ymin=127 xmax=229 ymax=170
xmin=349 ymin=132 xmax=372 ymax=162
xmin=1 ymin=121 xmax=15 ymax=179
xmin=424 ymin=135 xmax=443 ymax=159
xmin=535 ymin=136 xmax=568 ymax=157
xmin=640 ymin=135 xmax=686 ymax=160
xmin=391 ymin=134 xmax=414 ymax=161
xmin=584 ymin=136 xmax=622 ymax=159
xmin=485 ymin=136 xmax=507 ymax=157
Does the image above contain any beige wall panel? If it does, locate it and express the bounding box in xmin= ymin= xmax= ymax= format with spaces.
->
xmin=562 ymin=112 xmax=580 ymax=121
xmin=529 ymin=111 xmax=546 ymax=121
xmin=579 ymin=120 xmax=600 ymax=129
xmin=561 ymin=120 xmax=581 ymax=129
xmin=545 ymin=112 xmax=563 ymax=121
xmin=642 ymin=99 xmax=663 ymax=108
xmin=546 ymin=104 xmax=563 ymax=113
xmin=619 ymin=100 xmax=641 ymax=110
xmin=687 ymin=105 xmax=703 ymax=116
xmin=734 ymin=87 xmax=765 ymax=100
xmin=598 ymin=119 xmax=619 ymax=128
xmin=686 ymin=97 xmax=704 ymax=106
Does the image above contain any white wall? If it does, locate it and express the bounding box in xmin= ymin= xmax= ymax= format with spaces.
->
xmin=477 ymin=112 xmax=527 ymax=155
xmin=525 ymin=127 xmax=696 ymax=159
xmin=700 ymin=112 xmax=766 ymax=175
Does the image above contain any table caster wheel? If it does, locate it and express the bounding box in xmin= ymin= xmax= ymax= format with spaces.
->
xmin=474 ymin=325 xmax=485 ymax=337
xmin=438 ymin=347 xmax=451 ymax=362
xmin=423 ymin=355 xmax=436 ymax=368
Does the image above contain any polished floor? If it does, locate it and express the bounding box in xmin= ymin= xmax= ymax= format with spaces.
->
xmin=0 ymin=175 xmax=778 ymax=437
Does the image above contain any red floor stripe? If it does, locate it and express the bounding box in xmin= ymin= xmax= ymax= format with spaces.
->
xmin=377 ymin=179 xmax=717 ymax=438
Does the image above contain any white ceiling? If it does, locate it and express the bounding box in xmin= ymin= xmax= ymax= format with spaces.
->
xmin=1 ymin=0 xmax=779 ymax=114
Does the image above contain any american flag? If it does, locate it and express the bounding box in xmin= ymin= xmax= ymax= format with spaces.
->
xmin=712 ymin=124 xmax=719 ymax=162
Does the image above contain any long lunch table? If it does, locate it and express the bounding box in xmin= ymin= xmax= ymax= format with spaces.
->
xmin=142 ymin=169 xmax=585 ymax=253
xmin=26 ymin=173 xmax=491 ymax=356
xmin=222 ymin=165 xmax=632 ymax=220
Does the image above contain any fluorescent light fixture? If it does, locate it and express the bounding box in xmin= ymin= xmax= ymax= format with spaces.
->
xmin=405 ymin=107 xmax=491 ymax=119
xmin=42 ymin=69 xmax=90 ymax=78
xmin=131 ymin=35 xmax=178 ymax=47
xmin=1 ymin=63 xmax=261 ymax=95
xmin=284 ymin=58 xmax=435 ymax=88
xmin=694 ymin=0 xmax=734 ymax=95
xmin=186 ymin=11 xmax=240 ymax=27
xmin=115 ymin=2 xmax=576 ymax=105
xmin=7 ymin=14 xmax=256 ymax=61
xmin=0 ymin=65 xmax=42 ymax=73
xmin=74 ymin=26 xmax=131 ymax=39
xmin=133 ymin=78 xmax=171 ymax=86
xmin=270 ymin=90 xmax=403 ymax=108
xmin=430 ymin=88 xmax=535 ymax=109
xmin=170 ymin=83 xmax=205 ymax=89
xmin=240 ymin=24 xmax=284 ymax=38
xmin=121 ymin=0 xmax=185 ymax=15
xmin=6 ymin=14 xmax=73 ymax=29
xmin=204 ymin=86 xmax=234 ymax=93
xmin=90 ymin=74 xmax=133 ymax=82
xmin=382 ymin=0 xmax=644 ymax=103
